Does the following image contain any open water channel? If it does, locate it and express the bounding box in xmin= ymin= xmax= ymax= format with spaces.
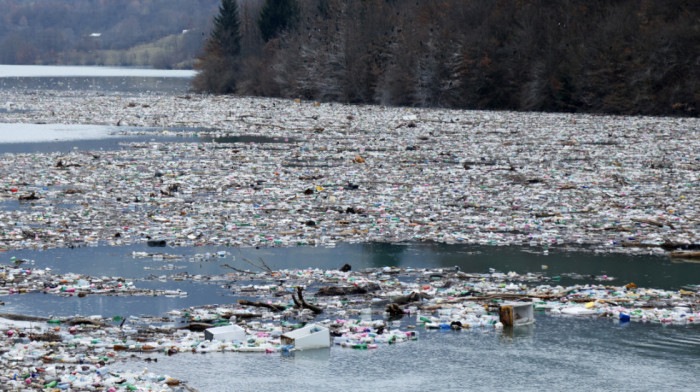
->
xmin=0 ymin=65 xmax=698 ymax=391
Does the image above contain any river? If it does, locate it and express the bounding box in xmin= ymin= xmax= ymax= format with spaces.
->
xmin=0 ymin=65 xmax=698 ymax=391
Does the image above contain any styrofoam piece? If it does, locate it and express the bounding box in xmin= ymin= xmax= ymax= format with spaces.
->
xmin=204 ymin=325 xmax=246 ymax=342
xmin=280 ymin=323 xmax=331 ymax=350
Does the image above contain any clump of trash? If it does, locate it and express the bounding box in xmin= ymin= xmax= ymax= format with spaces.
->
xmin=1 ymin=263 xmax=697 ymax=390
xmin=0 ymin=263 xmax=187 ymax=298
xmin=0 ymin=90 xmax=697 ymax=255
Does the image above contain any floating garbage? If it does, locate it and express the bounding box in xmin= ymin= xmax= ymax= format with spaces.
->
xmin=499 ymin=302 xmax=535 ymax=327
xmin=204 ymin=324 xmax=246 ymax=342
xmin=0 ymin=263 xmax=696 ymax=390
xmin=0 ymin=87 xmax=698 ymax=389
xmin=0 ymin=89 xmax=696 ymax=255
xmin=0 ymin=262 xmax=187 ymax=298
xmin=280 ymin=323 xmax=331 ymax=350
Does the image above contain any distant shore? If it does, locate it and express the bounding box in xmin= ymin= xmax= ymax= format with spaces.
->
xmin=0 ymin=64 xmax=195 ymax=78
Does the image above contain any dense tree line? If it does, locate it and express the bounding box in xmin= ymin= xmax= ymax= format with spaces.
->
xmin=195 ymin=0 xmax=698 ymax=116
xmin=0 ymin=0 xmax=221 ymax=68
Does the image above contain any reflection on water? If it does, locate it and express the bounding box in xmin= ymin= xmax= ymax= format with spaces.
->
xmin=1 ymin=280 xmax=228 ymax=319
xmin=4 ymin=242 xmax=696 ymax=290
xmin=117 ymin=314 xmax=699 ymax=392
xmin=0 ymin=124 xmax=216 ymax=154
xmin=0 ymin=200 xmax=78 ymax=212
xmin=0 ymin=65 xmax=195 ymax=78
xmin=499 ymin=323 xmax=536 ymax=340
xmin=0 ymin=65 xmax=194 ymax=94
xmin=0 ymin=123 xmax=306 ymax=155
xmin=2 ymin=242 xmax=698 ymax=323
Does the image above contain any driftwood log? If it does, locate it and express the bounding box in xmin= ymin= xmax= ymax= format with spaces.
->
xmin=66 ymin=317 xmax=107 ymax=327
xmin=237 ymin=299 xmax=286 ymax=312
xmin=316 ymin=283 xmax=380 ymax=296
xmin=291 ymin=286 xmax=323 ymax=314
xmin=18 ymin=192 xmax=40 ymax=201
xmin=0 ymin=313 xmax=48 ymax=322
xmin=391 ymin=291 xmax=432 ymax=305
xmin=623 ymin=241 xmax=699 ymax=251
xmin=385 ymin=303 xmax=405 ymax=317
xmin=669 ymin=251 xmax=700 ymax=259
xmin=176 ymin=322 xmax=214 ymax=332
xmin=28 ymin=332 xmax=62 ymax=342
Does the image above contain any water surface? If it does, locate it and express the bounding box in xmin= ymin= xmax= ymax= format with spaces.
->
xmin=0 ymin=66 xmax=697 ymax=392
xmin=0 ymin=64 xmax=194 ymax=94
xmin=118 ymin=314 xmax=699 ymax=391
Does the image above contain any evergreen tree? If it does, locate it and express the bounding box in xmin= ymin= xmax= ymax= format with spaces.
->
xmin=192 ymin=0 xmax=241 ymax=93
xmin=258 ymin=0 xmax=299 ymax=42
xmin=210 ymin=0 xmax=241 ymax=57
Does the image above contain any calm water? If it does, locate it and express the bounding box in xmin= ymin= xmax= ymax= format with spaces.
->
xmin=0 ymin=64 xmax=194 ymax=93
xmin=117 ymin=315 xmax=699 ymax=391
xmin=0 ymin=123 xmax=213 ymax=154
xmin=1 ymin=67 xmax=698 ymax=391
xmin=1 ymin=241 xmax=698 ymax=316
xmin=3 ymin=242 xmax=695 ymax=288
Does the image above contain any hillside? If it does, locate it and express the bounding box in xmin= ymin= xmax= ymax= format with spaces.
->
xmin=196 ymin=0 xmax=699 ymax=116
xmin=0 ymin=0 xmax=221 ymax=68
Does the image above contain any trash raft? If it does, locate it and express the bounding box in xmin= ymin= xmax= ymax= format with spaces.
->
xmin=1 ymin=264 xmax=698 ymax=391
xmin=0 ymin=261 xmax=188 ymax=300
xmin=1 ymin=90 xmax=699 ymax=256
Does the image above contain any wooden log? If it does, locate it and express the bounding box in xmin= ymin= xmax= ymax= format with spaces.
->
xmin=316 ymin=283 xmax=380 ymax=296
xmin=237 ymin=299 xmax=286 ymax=312
xmin=176 ymin=322 xmax=214 ymax=332
xmin=669 ymin=251 xmax=700 ymax=259
xmin=631 ymin=218 xmax=664 ymax=227
xmin=220 ymin=312 xmax=261 ymax=319
xmin=28 ymin=332 xmax=62 ymax=342
xmin=385 ymin=303 xmax=404 ymax=317
xmin=0 ymin=313 xmax=48 ymax=322
xmin=316 ymin=286 xmax=367 ymax=296
xmin=18 ymin=192 xmax=40 ymax=201
xmin=293 ymin=286 xmax=323 ymax=314
xmin=621 ymin=242 xmax=660 ymax=248
xmin=392 ymin=291 xmax=432 ymax=305
xmin=447 ymin=293 xmax=550 ymax=303
xmin=66 ymin=317 xmax=107 ymax=327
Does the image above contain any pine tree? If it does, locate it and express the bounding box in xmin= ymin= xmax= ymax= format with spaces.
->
xmin=258 ymin=0 xmax=299 ymax=42
xmin=191 ymin=0 xmax=241 ymax=93
xmin=210 ymin=0 xmax=241 ymax=57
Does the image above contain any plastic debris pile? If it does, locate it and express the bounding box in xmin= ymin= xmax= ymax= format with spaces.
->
xmin=0 ymin=262 xmax=187 ymax=298
xmin=0 ymin=317 xmax=189 ymax=391
xmin=330 ymin=318 xmax=417 ymax=349
xmin=0 ymin=264 xmax=697 ymax=391
xmin=0 ymin=87 xmax=698 ymax=390
xmin=181 ymin=265 xmax=700 ymax=328
xmin=0 ymin=90 xmax=697 ymax=255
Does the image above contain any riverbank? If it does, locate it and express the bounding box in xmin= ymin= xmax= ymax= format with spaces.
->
xmin=0 ymin=89 xmax=697 ymax=255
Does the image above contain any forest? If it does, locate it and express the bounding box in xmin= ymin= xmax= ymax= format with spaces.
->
xmin=0 ymin=0 xmax=221 ymax=68
xmin=1 ymin=0 xmax=697 ymax=115
xmin=194 ymin=0 xmax=699 ymax=116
